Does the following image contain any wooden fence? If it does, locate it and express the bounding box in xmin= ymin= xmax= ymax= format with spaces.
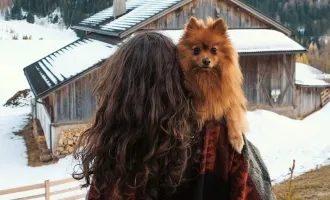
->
xmin=0 ymin=178 xmax=86 ymax=200
xmin=321 ymin=88 xmax=330 ymax=106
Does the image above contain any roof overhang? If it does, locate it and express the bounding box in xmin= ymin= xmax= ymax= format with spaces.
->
xmin=31 ymin=64 xmax=100 ymax=99
xmin=23 ymin=37 xmax=119 ymax=99
xmin=295 ymin=84 xmax=330 ymax=88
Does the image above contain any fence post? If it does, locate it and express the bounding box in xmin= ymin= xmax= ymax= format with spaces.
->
xmin=45 ymin=180 xmax=50 ymax=200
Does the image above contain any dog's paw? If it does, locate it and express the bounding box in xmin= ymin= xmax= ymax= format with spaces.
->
xmin=229 ymin=135 xmax=245 ymax=154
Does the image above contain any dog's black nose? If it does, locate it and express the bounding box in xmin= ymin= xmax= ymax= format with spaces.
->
xmin=202 ymin=58 xmax=210 ymax=66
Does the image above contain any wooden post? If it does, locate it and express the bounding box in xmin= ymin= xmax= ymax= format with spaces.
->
xmin=45 ymin=180 xmax=50 ymax=200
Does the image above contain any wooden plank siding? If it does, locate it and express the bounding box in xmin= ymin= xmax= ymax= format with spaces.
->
xmin=295 ymin=87 xmax=328 ymax=118
xmin=51 ymin=71 xmax=98 ymax=123
xmin=240 ymin=54 xmax=295 ymax=108
xmin=142 ymin=0 xmax=268 ymax=30
xmin=48 ymin=54 xmax=296 ymax=123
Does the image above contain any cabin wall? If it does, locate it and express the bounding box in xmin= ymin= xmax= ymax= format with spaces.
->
xmin=51 ymin=70 xmax=98 ymax=123
xmin=240 ymin=54 xmax=295 ymax=109
xmin=295 ymin=87 xmax=327 ymax=118
xmin=143 ymin=0 xmax=268 ymax=30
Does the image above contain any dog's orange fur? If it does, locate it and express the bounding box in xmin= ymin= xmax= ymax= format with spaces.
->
xmin=177 ymin=17 xmax=248 ymax=153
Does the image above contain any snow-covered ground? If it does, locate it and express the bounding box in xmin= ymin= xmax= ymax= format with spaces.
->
xmin=0 ymin=18 xmax=78 ymax=105
xmin=247 ymin=104 xmax=330 ymax=183
xmin=0 ymin=18 xmax=83 ymax=199
xmin=0 ymin=106 xmax=87 ymax=199
xmin=0 ymin=17 xmax=75 ymax=40
xmin=1 ymin=98 xmax=329 ymax=197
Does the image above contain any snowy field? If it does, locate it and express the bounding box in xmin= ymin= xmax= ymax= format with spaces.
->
xmin=0 ymin=107 xmax=87 ymax=199
xmin=0 ymin=18 xmax=330 ymax=198
xmin=0 ymin=18 xmax=78 ymax=105
xmin=247 ymin=104 xmax=330 ymax=183
xmin=0 ymin=18 xmax=84 ymax=199
xmin=0 ymin=16 xmax=75 ymax=40
xmin=1 ymin=97 xmax=330 ymax=197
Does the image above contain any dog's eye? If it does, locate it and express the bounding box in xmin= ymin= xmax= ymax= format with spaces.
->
xmin=211 ymin=48 xmax=217 ymax=54
xmin=193 ymin=47 xmax=200 ymax=55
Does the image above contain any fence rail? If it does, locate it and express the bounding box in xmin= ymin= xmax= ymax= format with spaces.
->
xmin=0 ymin=178 xmax=86 ymax=200
xmin=321 ymin=88 xmax=330 ymax=106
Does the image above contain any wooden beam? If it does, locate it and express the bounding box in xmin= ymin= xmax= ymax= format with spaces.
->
xmin=262 ymin=83 xmax=274 ymax=107
xmin=49 ymin=178 xmax=76 ymax=186
xmin=0 ymin=183 xmax=44 ymax=195
xmin=50 ymin=186 xmax=81 ymax=196
xmin=277 ymin=83 xmax=291 ymax=105
xmin=321 ymin=88 xmax=330 ymax=106
xmin=45 ymin=180 xmax=50 ymax=200
xmin=15 ymin=193 xmax=45 ymax=200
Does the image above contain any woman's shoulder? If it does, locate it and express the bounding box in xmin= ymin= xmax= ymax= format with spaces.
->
xmin=242 ymin=137 xmax=277 ymax=200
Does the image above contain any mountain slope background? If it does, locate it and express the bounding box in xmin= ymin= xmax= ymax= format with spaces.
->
xmin=1 ymin=0 xmax=113 ymax=27
xmin=244 ymin=0 xmax=330 ymax=47
xmin=2 ymin=0 xmax=330 ymax=72
xmin=2 ymin=0 xmax=330 ymax=45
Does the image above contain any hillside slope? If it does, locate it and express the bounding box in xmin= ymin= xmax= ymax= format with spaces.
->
xmin=2 ymin=0 xmax=113 ymax=27
xmin=243 ymin=0 xmax=330 ymax=45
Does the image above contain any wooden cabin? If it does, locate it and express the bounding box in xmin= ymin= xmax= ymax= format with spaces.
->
xmin=294 ymin=62 xmax=330 ymax=118
xmin=24 ymin=0 xmax=306 ymax=152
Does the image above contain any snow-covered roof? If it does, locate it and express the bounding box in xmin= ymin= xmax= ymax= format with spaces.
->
xmin=295 ymin=62 xmax=330 ymax=87
xmin=24 ymin=38 xmax=118 ymax=97
xmin=158 ymin=29 xmax=306 ymax=54
xmin=73 ymin=0 xmax=292 ymax=38
xmin=74 ymin=0 xmax=191 ymax=38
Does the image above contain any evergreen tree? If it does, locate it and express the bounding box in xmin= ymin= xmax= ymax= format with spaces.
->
xmin=26 ymin=12 xmax=34 ymax=23
xmin=11 ymin=3 xmax=23 ymax=20
xmin=53 ymin=14 xmax=59 ymax=23
xmin=4 ymin=9 xmax=10 ymax=21
xmin=243 ymin=0 xmax=330 ymax=48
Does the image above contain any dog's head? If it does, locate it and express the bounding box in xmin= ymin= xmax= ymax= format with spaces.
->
xmin=178 ymin=17 xmax=235 ymax=72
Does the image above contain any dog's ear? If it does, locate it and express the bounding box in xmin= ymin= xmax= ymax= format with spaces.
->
xmin=212 ymin=18 xmax=227 ymax=35
xmin=186 ymin=17 xmax=202 ymax=30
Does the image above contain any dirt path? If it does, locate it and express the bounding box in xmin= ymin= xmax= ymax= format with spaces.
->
xmin=273 ymin=164 xmax=330 ymax=200
xmin=15 ymin=118 xmax=57 ymax=167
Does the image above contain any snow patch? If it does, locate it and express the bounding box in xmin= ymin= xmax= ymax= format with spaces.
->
xmin=3 ymin=89 xmax=34 ymax=108
xmin=247 ymin=103 xmax=330 ymax=183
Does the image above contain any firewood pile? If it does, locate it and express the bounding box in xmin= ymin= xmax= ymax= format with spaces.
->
xmin=55 ymin=125 xmax=89 ymax=156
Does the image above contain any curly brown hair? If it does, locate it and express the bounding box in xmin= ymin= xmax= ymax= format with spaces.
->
xmin=73 ymin=32 xmax=199 ymax=200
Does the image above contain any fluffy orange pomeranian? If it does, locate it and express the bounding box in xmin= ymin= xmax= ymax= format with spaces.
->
xmin=177 ymin=17 xmax=248 ymax=153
